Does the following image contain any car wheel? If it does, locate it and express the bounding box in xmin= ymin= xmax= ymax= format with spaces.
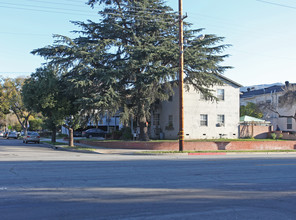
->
xmin=37 ymin=141 xmax=40 ymax=144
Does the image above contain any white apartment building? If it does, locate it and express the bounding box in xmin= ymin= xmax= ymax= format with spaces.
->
xmin=150 ymin=75 xmax=242 ymax=140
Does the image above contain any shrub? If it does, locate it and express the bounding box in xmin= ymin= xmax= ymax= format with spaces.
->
xmin=271 ymin=133 xmax=276 ymax=140
xmin=112 ymin=130 xmax=122 ymax=140
xmin=121 ymin=127 xmax=133 ymax=140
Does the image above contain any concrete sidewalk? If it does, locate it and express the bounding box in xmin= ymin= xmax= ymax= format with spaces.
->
xmin=41 ymin=138 xmax=147 ymax=154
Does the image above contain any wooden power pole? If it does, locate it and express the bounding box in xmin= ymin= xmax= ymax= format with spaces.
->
xmin=178 ymin=0 xmax=184 ymax=152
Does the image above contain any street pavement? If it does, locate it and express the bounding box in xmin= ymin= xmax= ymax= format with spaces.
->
xmin=1 ymin=138 xmax=296 ymax=219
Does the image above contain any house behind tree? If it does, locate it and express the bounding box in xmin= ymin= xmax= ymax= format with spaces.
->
xmin=240 ymin=81 xmax=296 ymax=132
xmin=150 ymin=75 xmax=242 ymax=140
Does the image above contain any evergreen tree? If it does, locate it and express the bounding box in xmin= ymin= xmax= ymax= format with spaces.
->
xmin=32 ymin=0 xmax=231 ymax=141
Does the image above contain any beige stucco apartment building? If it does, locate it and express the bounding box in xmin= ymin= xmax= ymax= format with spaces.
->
xmin=150 ymin=76 xmax=242 ymax=140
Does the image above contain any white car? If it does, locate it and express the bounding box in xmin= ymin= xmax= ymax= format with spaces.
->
xmin=23 ymin=132 xmax=40 ymax=144
xmin=7 ymin=131 xmax=18 ymax=139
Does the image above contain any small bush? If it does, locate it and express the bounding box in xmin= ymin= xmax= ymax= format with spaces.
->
xmin=121 ymin=127 xmax=133 ymax=140
xmin=112 ymin=130 xmax=122 ymax=140
xmin=271 ymin=133 xmax=277 ymax=140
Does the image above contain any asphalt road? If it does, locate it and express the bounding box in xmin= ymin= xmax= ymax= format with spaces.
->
xmin=1 ymin=138 xmax=296 ymax=220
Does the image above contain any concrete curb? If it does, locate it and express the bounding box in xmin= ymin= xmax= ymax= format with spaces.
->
xmin=41 ymin=141 xmax=296 ymax=156
xmin=51 ymin=145 xmax=100 ymax=154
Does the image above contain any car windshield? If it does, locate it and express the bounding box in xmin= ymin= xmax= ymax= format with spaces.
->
xmin=88 ymin=129 xmax=103 ymax=132
xmin=28 ymin=132 xmax=39 ymax=136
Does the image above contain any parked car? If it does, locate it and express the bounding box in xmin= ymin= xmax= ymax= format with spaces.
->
xmin=73 ymin=130 xmax=82 ymax=137
xmin=3 ymin=131 xmax=8 ymax=138
xmin=7 ymin=131 xmax=18 ymax=139
xmin=82 ymin=128 xmax=106 ymax=138
xmin=23 ymin=132 xmax=40 ymax=144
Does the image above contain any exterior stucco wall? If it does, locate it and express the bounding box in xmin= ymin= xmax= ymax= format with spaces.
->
xmin=151 ymin=83 xmax=240 ymax=140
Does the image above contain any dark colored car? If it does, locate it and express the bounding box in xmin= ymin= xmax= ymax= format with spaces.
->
xmin=82 ymin=128 xmax=106 ymax=138
xmin=73 ymin=130 xmax=82 ymax=137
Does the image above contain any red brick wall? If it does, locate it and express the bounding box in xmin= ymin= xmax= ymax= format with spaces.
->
xmin=78 ymin=140 xmax=296 ymax=151
xmin=240 ymin=124 xmax=272 ymax=139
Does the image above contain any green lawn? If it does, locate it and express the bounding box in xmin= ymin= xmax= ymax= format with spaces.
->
xmin=61 ymin=146 xmax=96 ymax=152
xmin=138 ymin=150 xmax=296 ymax=154
xmin=79 ymin=138 xmax=288 ymax=142
xmin=43 ymin=141 xmax=66 ymax=145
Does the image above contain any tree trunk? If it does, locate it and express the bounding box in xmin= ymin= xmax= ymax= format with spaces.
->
xmin=68 ymin=128 xmax=74 ymax=147
xmin=139 ymin=116 xmax=149 ymax=141
xmin=95 ymin=116 xmax=98 ymax=129
xmin=51 ymin=127 xmax=56 ymax=143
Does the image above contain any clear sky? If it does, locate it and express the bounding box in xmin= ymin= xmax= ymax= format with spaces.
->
xmin=0 ymin=0 xmax=295 ymax=86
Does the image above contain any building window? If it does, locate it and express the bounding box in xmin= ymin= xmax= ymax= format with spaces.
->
xmin=200 ymin=114 xmax=208 ymax=126
xmin=200 ymin=92 xmax=206 ymax=100
xmin=168 ymin=115 xmax=173 ymax=126
xmin=217 ymin=114 xmax=225 ymax=126
xmin=153 ymin=114 xmax=160 ymax=126
xmin=217 ymin=89 xmax=225 ymax=101
xmin=165 ymin=115 xmax=174 ymax=130
xmin=287 ymin=118 xmax=292 ymax=129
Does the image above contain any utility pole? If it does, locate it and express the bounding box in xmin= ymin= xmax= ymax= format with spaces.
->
xmin=178 ymin=0 xmax=184 ymax=152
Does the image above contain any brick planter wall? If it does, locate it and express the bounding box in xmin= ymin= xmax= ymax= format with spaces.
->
xmin=77 ymin=140 xmax=296 ymax=151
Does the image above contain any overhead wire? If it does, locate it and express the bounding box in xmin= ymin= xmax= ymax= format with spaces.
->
xmin=0 ymin=1 xmax=94 ymax=14
xmin=24 ymin=0 xmax=88 ymax=8
xmin=0 ymin=31 xmax=50 ymax=37
xmin=0 ymin=5 xmax=95 ymax=16
xmin=256 ymin=0 xmax=296 ymax=10
xmin=0 ymin=1 xmax=178 ymax=21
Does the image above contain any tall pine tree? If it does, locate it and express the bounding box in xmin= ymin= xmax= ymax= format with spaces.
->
xmin=32 ymin=0 xmax=231 ymax=141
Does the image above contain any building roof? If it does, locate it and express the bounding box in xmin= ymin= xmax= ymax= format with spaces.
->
xmin=240 ymin=115 xmax=265 ymax=122
xmin=240 ymin=85 xmax=284 ymax=98
xmin=216 ymin=74 xmax=242 ymax=88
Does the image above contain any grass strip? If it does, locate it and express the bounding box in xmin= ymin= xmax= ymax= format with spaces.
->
xmin=138 ymin=150 xmax=296 ymax=154
xmin=62 ymin=146 xmax=95 ymax=152
xmin=79 ymin=138 xmax=289 ymax=142
xmin=43 ymin=141 xmax=66 ymax=145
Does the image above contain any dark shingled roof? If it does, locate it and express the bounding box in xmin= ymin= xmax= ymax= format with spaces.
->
xmin=240 ymin=85 xmax=284 ymax=98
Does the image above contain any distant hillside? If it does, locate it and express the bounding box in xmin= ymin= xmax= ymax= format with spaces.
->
xmin=240 ymin=83 xmax=283 ymax=92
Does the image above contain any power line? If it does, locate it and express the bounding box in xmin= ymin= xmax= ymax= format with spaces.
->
xmin=0 ymin=1 xmax=94 ymax=14
xmin=0 ymin=31 xmax=50 ymax=37
xmin=25 ymin=0 xmax=87 ymax=8
xmin=256 ymin=0 xmax=296 ymax=10
xmin=186 ymin=11 xmax=290 ymax=39
xmin=0 ymin=5 xmax=95 ymax=16
xmin=0 ymin=2 xmax=177 ymax=21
